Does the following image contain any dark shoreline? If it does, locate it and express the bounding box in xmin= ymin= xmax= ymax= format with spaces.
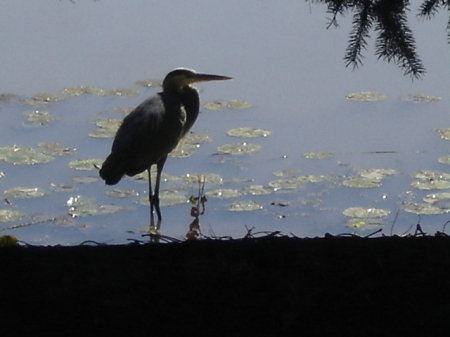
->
xmin=2 ymin=235 xmax=450 ymax=335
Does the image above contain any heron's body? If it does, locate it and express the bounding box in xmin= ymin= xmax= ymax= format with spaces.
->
xmin=100 ymin=87 xmax=199 ymax=184
xmin=99 ymin=68 xmax=231 ymax=225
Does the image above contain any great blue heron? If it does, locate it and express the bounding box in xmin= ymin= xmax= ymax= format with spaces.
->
xmin=99 ymin=68 xmax=232 ymax=225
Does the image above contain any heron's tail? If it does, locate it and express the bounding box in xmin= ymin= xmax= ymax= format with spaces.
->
xmin=99 ymin=153 xmax=125 ymax=185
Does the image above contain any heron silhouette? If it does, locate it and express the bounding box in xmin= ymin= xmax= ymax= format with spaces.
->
xmin=99 ymin=68 xmax=231 ymax=226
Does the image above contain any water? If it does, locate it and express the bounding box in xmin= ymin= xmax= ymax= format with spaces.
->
xmin=1 ymin=0 xmax=450 ymax=245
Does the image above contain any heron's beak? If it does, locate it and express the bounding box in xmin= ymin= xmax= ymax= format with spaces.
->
xmin=192 ymin=73 xmax=232 ymax=83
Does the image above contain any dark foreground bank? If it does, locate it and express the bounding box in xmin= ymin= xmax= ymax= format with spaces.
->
xmin=2 ymin=234 xmax=450 ymax=335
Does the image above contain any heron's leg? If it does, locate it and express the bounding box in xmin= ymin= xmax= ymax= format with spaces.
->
xmin=147 ymin=167 xmax=155 ymax=226
xmin=153 ymin=156 xmax=167 ymax=225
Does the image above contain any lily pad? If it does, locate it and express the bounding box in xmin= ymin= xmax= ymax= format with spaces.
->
xmin=204 ymin=100 xmax=252 ymax=110
xmin=242 ymin=185 xmax=275 ymax=196
xmin=302 ymin=152 xmax=333 ymax=159
xmin=414 ymin=170 xmax=450 ymax=180
xmin=358 ymin=168 xmax=399 ymax=180
xmin=401 ymin=93 xmax=441 ymax=103
xmin=50 ymin=184 xmax=77 ymax=192
xmin=342 ymin=178 xmax=382 ymax=188
xmin=68 ymin=158 xmax=103 ymax=171
xmin=105 ymin=189 xmax=139 ymax=198
xmin=23 ymin=110 xmax=61 ymax=126
xmin=135 ymin=79 xmax=163 ymax=88
xmin=438 ymin=156 xmax=450 ymax=165
xmin=101 ymin=89 xmax=140 ymax=97
xmin=109 ymin=106 xmax=135 ymax=115
xmin=423 ymin=192 xmax=450 ymax=204
xmin=4 ymin=187 xmax=48 ymax=199
xmin=435 ymin=128 xmax=450 ymax=141
xmin=32 ymin=93 xmax=66 ymax=103
xmin=229 ymin=201 xmax=263 ymax=212
xmin=38 ymin=142 xmax=77 ymax=156
xmin=138 ymin=190 xmax=188 ymax=207
xmin=184 ymin=173 xmax=223 ymax=185
xmin=89 ymin=128 xmax=118 ymax=139
xmin=227 ymin=127 xmax=271 ymax=138
xmin=205 ymin=189 xmax=243 ymax=198
xmin=70 ymin=176 xmax=99 ymax=184
xmin=61 ymin=86 xmax=106 ymax=96
xmin=91 ymin=118 xmax=122 ymax=130
xmin=0 ymin=210 xmax=25 ymax=223
xmin=411 ymin=180 xmax=450 ymax=190
xmin=404 ymin=203 xmax=450 ymax=215
xmin=217 ymin=142 xmax=261 ymax=155
xmin=4 ymin=147 xmax=55 ymax=165
xmin=343 ymin=207 xmax=390 ymax=218
xmin=345 ymin=218 xmax=385 ymax=229
xmin=346 ymin=92 xmax=387 ymax=102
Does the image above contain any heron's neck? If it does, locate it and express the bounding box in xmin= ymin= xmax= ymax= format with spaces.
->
xmin=178 ymin=86 xmax=200 ymax=132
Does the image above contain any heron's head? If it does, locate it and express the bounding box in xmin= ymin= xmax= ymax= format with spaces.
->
xmin=162 ymin=68 xmax=232 ymax=92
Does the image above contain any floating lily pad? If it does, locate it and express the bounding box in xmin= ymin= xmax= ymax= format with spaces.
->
xmin=32 ymin=93 xmax=66 ymax=103
xmin=68 ymin=158 xmax=103 ymax=171
xmin=138 ymin=190 xmax=187 ymax=207
xmin=61 ymin=86 xmax=106 ymax=96
xmin=435 ymin=128 xmax=450 ymax=141
xmin=217 ymin=142 xmax=261 ymax=155
xmin=4 ymin=147 xmax=55 ymax=165
xmin=91 ymin=118 xmax=122 ymax=130
xmin=205 ymin=189 xmax=243 ymax=198
xmin=204 ymin=100 xmax=252 ymax=110
xmin=343 ymin=207 xmax=390 ymax=218
xmin=0 ymin=210 xmax=25 ymax=222
xmin=135 ymin=79 xmax=163 ymax=88
xmin=346 ymin=92 xmax=387 ymax=102
xmin=401 ymin=93 xmax=441 ymax=103
xmin=69 ymin=204 xmax=125 ymax=217
xmin=109 ymin=106 xmax=135 ymax=115
xmin=0 ymin=146 xmax=17 ymax=160
xmin=38 ymin=142 xmax=76 ymax=156
xmin=169 ymin=142 xmax=197 ymax=158
xmin=101 ymin=89 xmax=140 ymax=97
xmin=50 ymin=183 xmax=77 ymax=192
xmin=242 ymin=185 xmax=275 ymax=196
xmin=70 ymin=176 xmax=99 ymax=184
xmin=105 ymin=189 xmax=139 ymax=198
xmin=411 ymin=180 xmax=450 ymax=190
xmin=302 ymin=152 xmax=333 ymax=159
xmin=404 ymin=203 xmax=450 ymax=215
xmin=89 ymin=128 xmax=118 ymax=138
xmin=272 ymin=169 xmax=299 ymax=177
xmin=358 ymin=168 xmax=399 ymax=180
xmin=89 ymin=118 xmax=122 ymax=138
xmin=414 ymin=170 xmax=450 ymax=180
xmin=227 ymin=127 xmax=271 ymax=138
xmin=4 ymin=187 xmax=48 ymax=199
xmin=229 ymin=201 xmax=263 ymax=212
xmin=345 ymin=218 xmax=385 ymax=229
xmin=131 ymin=170 xmax=180 ymax=183
xmin=18 ymin=99 xmax=49 ymax=107
xmin=342 ymin=178 xmax=382 ymax=188
xmin=23 ymin=110 xmax=61 ymax=126
xmin=184 ymin=173 xmax=223 ymax=185
xmin=183 ymin=133 xmax=214 ymax=145
xmin=66 ymin=195 xmax=126 ymax=217
xmin=423 ymin=192 xmax=450 ymax=204
xmin=438 ymin=156 xmax=450 ymax=165
xmin=269 ymin=175 xmax=327 ymax=190
xmin=268 ymin=178 xmax=306 ymax=190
